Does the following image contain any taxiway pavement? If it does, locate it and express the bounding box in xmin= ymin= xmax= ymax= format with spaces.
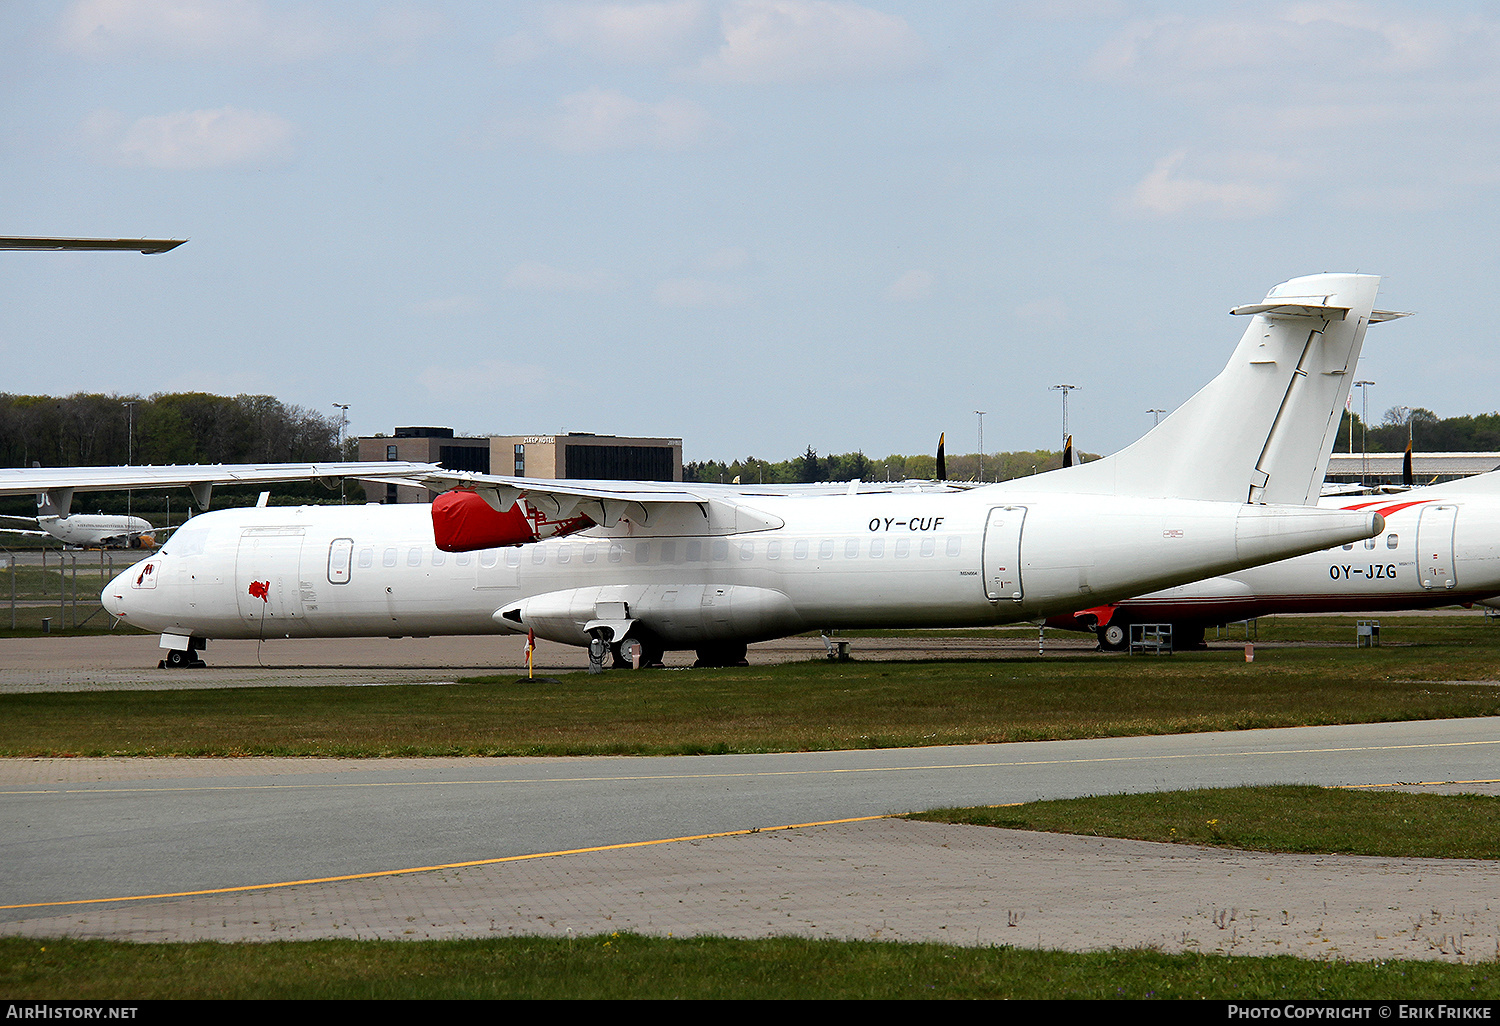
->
xmin=3 ymin=715 xmax=1497 ymax=960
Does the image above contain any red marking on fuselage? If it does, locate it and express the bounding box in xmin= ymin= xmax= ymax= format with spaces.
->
xmin=1338 ymin=499 xmax=1434 ymax=520
xmin=248 ymin=580 xmax=269 ymax=601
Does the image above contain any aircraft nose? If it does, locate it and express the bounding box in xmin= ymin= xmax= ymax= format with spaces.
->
xmin=101 ymin=568 xmax=132 ymax=619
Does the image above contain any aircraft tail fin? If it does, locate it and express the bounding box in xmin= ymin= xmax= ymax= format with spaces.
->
xmin=1016 ymin=273 xmax=1400 ymax=505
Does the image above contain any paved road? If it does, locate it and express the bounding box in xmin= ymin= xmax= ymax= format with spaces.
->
xmin=3 ymin=717 xmax=1497 ymax=958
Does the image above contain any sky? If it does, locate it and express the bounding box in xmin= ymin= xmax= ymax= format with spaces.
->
xmin=3 ymin=1 xmax=1498 ymax=466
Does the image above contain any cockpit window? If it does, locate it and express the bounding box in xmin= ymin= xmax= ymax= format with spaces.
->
xmin=159 ymin=520 xmax=209 ymax=558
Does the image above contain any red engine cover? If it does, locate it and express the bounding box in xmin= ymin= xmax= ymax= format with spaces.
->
xmin=431 ymin=490 xmax=538 ymax=552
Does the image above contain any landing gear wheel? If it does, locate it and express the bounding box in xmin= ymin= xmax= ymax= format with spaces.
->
xmin=611 ymin=639 xmax=642 ymax=669
xmin=693 ymin=642 xmax=749 ymax=668
xmin=1097 ymin=623 xmax=1127 ymax=651
xmin=163 ymin=646 xmax=205 ymax=669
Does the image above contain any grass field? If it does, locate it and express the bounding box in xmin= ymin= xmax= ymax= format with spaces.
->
xmin=3 ymin=934 xmax=1497 ymax=1000
xmin=3 ymin=617 xmax=1497 ymax=998
xmin=2 ymin=616 xmax=1498 ymax=756
xmin=914 ymin=785 xmax=1500 ymax=859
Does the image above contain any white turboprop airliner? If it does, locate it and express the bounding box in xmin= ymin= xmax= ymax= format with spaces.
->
xmin=0 ymin=511 xmax=162 ymax=549
xmin=1049 ymin=469 xmax=1500 ymax=649
xmin=103 ymin=272 xmax=1402 ymax=668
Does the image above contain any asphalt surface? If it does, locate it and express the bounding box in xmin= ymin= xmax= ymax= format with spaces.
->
xmin=1 ymin=634 xmax=1497 ymax=960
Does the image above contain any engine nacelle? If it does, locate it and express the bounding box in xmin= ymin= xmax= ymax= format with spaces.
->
xmin=431 ymin=489 xmax=594 ymax=552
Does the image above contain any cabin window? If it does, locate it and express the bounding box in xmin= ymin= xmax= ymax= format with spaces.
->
xmin=557 ymin=544 xmax=571 ymax=565
xmin=583 ymin=544 xmax=599 ymax=564
xmin=432 ymin=549 xmax=446 ymax=567
xmin=635 ymin=542 xmax=650 ymax=563
xmin=327 ymin=538 xmax=353 ymax=584
xmin=739 ymin=542 xmax=754 ymax=560
xmin=869 ymin=538 xmax=884 ymax=558
xmin=531 ymin=546 xmax=546 ymax=564
xmin=608 ymin=542 xmax=623 ymax=563
xmin=794 ymin=540 xmax=808 ymax=559
xmin=662 ymin=540 xmax=678 ymax=563
xmin=455 ymin=552 xmax=471 ymax=566
xmin=712 ymin=539 xmax=729 ymax=561
xmin=946 ymin=537 xmax=962 ymax=557
xmin=407 ymin=547 xmax=423 ymax=567
xmin=894 ymin=538 xmax=910 ymax=558
xmin=505 ymin=549 xmax=521 ymax=567
xmin=1342 ymin=543 xmax=1354 ymax=551
xmin=1364 ymin=537 xmax=1376 ymax=550
xmin=1387 ymin=534 xmax=1399 ymax=548
xmin=479 ymin=550 xmax=497 ymax=568
xmin=920 ymin=538 xmax=935 ymax=557
xmin=383 ymin=547 xmax=398 ymax=567
xmin=819 ymin=540 xmax=834 ymax=560
xmin=686 ymin=540 xmax=702 ymax=562
xmin=767 ymin=540 xmax=782 ymax=560
xmin=358 ymin=547 xmax=375 ymax=569
xmin=844 ymin=539 xmax=859 ymax=558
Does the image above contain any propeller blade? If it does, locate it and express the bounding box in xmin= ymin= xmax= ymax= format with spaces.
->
xmin=935 ymin=433 xmax=947 ymax=482
xmin=1063 ymin=434 xmax=1074 ymax=468
xmin=1403 ymin=440 xmax=1413 ymax=488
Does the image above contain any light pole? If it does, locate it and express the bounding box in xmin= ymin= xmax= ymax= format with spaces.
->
xmin=1147 ymin=408 xmax=1165 ymax=427
xmin=1051 ymin=384 xmax=1078 ymax=454
xmin=1354 ymin=380 xmax=1375 ymax=486
xmin=332 ymin=404 xmax=350 ymax=504
xmin=121 ymin=401 xmax=137 ymax=519
xmin=974 ymin=411 xmax=986 ymax=482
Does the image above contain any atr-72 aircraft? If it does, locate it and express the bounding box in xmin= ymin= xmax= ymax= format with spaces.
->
xmin=1048 ymin=469 xmax=1500 ymax=649
xmin=103 ymin=272 xmax=1403 ymax=668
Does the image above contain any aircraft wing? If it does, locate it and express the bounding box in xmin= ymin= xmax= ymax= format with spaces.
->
xmin=396 ymin=469 xmax=963 ymax=526
xmin=0 ymin=462 xmax=437 ymax=512
xmin=0 ymin=236 xmax=186 ymax=254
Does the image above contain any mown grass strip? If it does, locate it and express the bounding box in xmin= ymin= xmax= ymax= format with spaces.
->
xmin=912 ymin=786 xmax=1500 ymax=860
xmin=2 ymin=935 xmax=1496 ymax=1000
xmin=1 ymin=643 xmax=1499 ymax=757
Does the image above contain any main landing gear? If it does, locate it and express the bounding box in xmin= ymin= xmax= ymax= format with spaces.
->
xmin=1096 ymin=623 xmax=1128 ymax=652
xmin=1094 ymin=623 xmax=1208 ymax=651
xmin=693 ymin=642 xmax=748 ymax=668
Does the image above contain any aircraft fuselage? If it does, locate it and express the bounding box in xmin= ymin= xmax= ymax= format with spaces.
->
xmin=104 ymin=488 xmax=1382 ymax=653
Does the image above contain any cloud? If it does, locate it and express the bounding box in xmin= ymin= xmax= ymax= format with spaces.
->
xmin=543 ymin=1 xmax=713 ymax=64
xmin=1092 ymin=5 xmax=1500 ymax=92
xmin=885 ymin=269 xmax=933 ymax=301
xmin=523 ymin=88 xmax=724 ymax=153
xmin=653 ymin=277 xmax=747 ymax=308
xmin=58 ymin=0 xmax=337 ymax=61
xmin=83 ymin=107 xmax=296 ymax=169
xmin=1127 ymin=150 xmax=1284 ymax=219
xmin=692 ymin=0 xmax=931 ymax=84
xmin=503 ymin=261 xmax=618 ymax=293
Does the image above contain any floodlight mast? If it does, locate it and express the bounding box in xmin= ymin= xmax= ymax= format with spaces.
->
xmin=1051 ymin=384 xmax=1078 ymax=452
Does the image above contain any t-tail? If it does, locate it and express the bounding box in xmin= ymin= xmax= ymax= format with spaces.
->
xmin=1018 ymin=273 xmax=1409 ymax=505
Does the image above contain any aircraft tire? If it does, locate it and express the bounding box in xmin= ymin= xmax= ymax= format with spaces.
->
xmin=164 ymin=649 xmax=190 ymax=669
xmin=1097 ymin=623 xmax=1128 ymax=651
